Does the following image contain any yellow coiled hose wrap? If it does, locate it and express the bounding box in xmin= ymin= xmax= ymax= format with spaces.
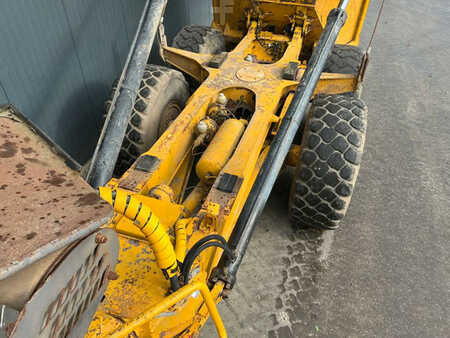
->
xmin=174 ymin=219 xmax=188 ymax=263
xmin=99 ymin=187 xmax=179 ymax=280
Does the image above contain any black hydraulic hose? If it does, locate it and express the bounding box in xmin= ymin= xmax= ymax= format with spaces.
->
xmin=170 ymin=276 xmax=181 ymax=291
xmin=181 ymin=234 xmax=231 ymax=281
xmin=218 ymin=0 xmax=351 ymax=288
xmin=185 ymin=234 xmax=229 ymax=258
xmin=86 ymin=0 xmax=168 ymax=188
xmin=182 ymin=241 xmax=234 ymax=284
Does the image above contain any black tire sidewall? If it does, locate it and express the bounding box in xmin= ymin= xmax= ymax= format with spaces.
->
xmin=137 ymin=72 xmax=189 ymax=152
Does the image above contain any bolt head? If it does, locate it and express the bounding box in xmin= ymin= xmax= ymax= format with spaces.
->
xmin=95 ymin=233 xmax=108 ymax=244
xmin=107 ymin=271 xmax=119 ymax=281
xmin=197 ymin=121 xmax=208 ymax=134
xmin=216 ymin=93 xmax=228 ymax=105
xmin=222 ymin=288 xmax=231 ymax=299
xmin=5 ymin=323 xmax=15 ymax=337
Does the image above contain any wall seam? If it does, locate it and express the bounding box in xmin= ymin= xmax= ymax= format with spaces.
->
xmin=60 ymin=0 xmax=96 ymax=109
xmin=0 ymin=79 xmax=10 ymax=104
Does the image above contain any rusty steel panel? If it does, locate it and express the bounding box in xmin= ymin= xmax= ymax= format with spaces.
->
xmin=0 ymin=112 xmax=112 ymax=280
xmin=10 ymin=228 xmax=119 ymax=338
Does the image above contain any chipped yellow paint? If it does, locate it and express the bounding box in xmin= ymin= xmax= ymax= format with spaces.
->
xmin=207 ymin=203 xmax=221 ymax=217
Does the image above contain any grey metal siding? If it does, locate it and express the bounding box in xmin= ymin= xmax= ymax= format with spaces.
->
xmin=0 ymin=80 xmax=9 ymax=104
xmin=0 ymin=0 xmax=211 ymax=162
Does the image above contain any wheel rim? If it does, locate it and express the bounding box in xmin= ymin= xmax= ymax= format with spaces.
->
xmin=158 ymin=101 xmax=182 ymax=136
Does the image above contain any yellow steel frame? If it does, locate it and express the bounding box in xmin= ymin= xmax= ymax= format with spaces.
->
xmin=211 ymin=0 xmax=370 ymax=46
xmin=109 ymin=282 xmax=227 ymax=338
xmin=87 ymin=1 xmax=369 ymax=336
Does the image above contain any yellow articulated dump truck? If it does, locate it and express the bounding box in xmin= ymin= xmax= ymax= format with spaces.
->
xmin=0 ymin=0 xmax=370 ymax=336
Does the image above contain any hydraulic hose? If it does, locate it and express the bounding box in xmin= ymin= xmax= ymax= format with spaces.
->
xmin=180 ymin=234 xmax=231 ymax=283
xmin=99 ymin=187 xmax=179 ymax=289
xmin=218 ymin=0 xmax=351 ymax=288
xmin=186 ymin=234 xmax=229 ymax=254
xmin=175 ymin=219 xmax=189 ymax=263
xmin=182 ymin=239 xmax=234 ymax=284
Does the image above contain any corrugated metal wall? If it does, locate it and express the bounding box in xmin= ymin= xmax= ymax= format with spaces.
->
xmin=0 ymin=0 xmax=211 ymax=163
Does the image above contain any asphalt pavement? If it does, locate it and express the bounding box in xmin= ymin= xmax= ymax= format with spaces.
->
xmin=203 ymin=0 xmax=450 ymax=337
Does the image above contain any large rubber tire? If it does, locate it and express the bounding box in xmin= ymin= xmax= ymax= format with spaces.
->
xmin=289 ymin=94 xmax=368 ymax=230
xmin=173 ymin=25 xmax=226 ymax=54
xmin=115 ymin=65 xmax=189 ymax=174
xmin=324 ymin=45 xmax=364 ymax=75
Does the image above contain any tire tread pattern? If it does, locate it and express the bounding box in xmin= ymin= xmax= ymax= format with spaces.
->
xmin=289 ymin=94 xmax=368 ymax=229
xmin=324 ymin=45 xmax=364 ymax=75
xmin=172 ymin=25 xmax=225 ymax=54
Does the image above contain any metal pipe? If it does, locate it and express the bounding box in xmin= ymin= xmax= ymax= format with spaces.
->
xmin=219 ymin=1 xmax=350 ymax=288
xmin=86 ymin=0 xmax=168 ymax=188
xmin=109 ymin=282 xmax=227 ymax=338
xmin=183 ymin=183 xmax=208 ymax=216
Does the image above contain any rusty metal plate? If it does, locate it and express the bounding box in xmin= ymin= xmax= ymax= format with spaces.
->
xmin=0 ymin=111 xmax=112 ymax=280
xmin=10 ymin=228 xmax=119 ymax=338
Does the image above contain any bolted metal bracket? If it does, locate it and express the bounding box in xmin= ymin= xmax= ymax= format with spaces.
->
xmin=282 ymin=61 xmax=300 ymax=80
xmin=206 ymin=52 xmax=228 ymax=69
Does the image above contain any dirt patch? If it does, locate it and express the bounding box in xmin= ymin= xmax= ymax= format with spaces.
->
xmin=76 ymin=193 xmax=101 ymax=207
xmin=16 ymin=163 xmax=26 ymax=176
xmin=0 ymin=141 xmax=18 ymax=158
xmin=21 ymin=147 xmax=35 ymax=154
xmin=25 ymin=232 xmax=37 ymax=240
xmin=43 ymin=170 xmax=66 ymax=187
xmin=268 ymin=229 xmax=329 ymax=338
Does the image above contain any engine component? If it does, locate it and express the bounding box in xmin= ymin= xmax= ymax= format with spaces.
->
xmin=196 ymin=119 xmax=246 ymax=184
xmin=216 ymin=93 xmax=228 ymax=106
xmin=183 ymin=184 xmax=208 ymax=216
xmin=197 ymin=118 xmax=218 ymax=136
xmin=193 ymin=118 xmax=219 ymax=151
xmin=207 ymin=93 xmax=232 ymax=125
